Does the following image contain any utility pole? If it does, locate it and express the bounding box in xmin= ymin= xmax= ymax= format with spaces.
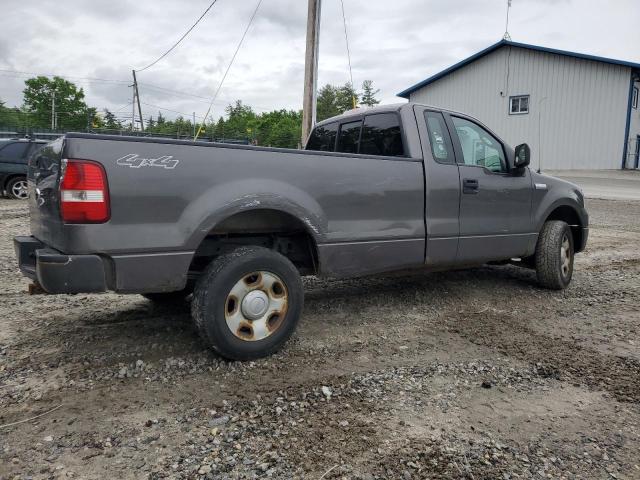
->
xmin=132 ymin=70 xmax=144 ymax=132
xmin=131 ymin=82 xmax=136 ymax=131
xmin=193 ymin=112 xmax=196 ymax=138
xmin=301 ymin=0 xmax=321 ymax=147
xmin=51 ymin=90 xmax=56 ymax=130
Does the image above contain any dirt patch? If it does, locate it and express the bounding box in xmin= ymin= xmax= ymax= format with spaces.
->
xmin=1 ymin=197 xmax=640 ymax=479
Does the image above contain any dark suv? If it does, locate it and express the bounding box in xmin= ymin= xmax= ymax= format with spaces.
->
xmin=0 ymin=138 xmax=46 ymax=199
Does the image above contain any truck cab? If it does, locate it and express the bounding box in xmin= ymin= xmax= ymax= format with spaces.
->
xmin=306 ymin=104 xmax=587 ymax=267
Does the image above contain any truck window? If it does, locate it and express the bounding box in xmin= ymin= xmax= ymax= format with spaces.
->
xmin=336 ymin=120 xmax=362 ymax=154
xmin=0 ymin=142 xmax=29 ymax=161
xmin=451 ymin=117 xmax=506 ymax=173
xmin=360 ymin=113 xmax=404 ymax=157
xmin=306 ymin=122 xmax=338 ymax=151
xmin=424 ymin=112 xmax=454 ymax=164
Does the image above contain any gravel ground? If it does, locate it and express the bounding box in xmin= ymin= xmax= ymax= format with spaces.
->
xmin=0 ymin=197 xmax=639 ymax=479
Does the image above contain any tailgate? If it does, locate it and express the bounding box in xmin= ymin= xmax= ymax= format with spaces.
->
xmin=28 ymin=136 xmax=65 ymax=250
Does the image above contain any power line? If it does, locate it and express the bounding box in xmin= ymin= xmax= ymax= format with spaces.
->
xmin=340 ymin=0 xmax=356 ymax=109
xmin=195 ymin=0 xmax=263 ymax=140
xmin=140 ymin=102 xmax=208 ymax=119
xmin=113 ymin=101 xmax=135 ymax=112
xmin=138 ymin=82 xmax=272 ymax=111
xmin=135 ymin=0 xmax=221 ymax=72
xmin=0 ymin=68 xmax=128 ymax=84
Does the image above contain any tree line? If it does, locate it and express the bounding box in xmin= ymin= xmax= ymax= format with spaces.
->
xmin=0 ymin=76 xmax=381 ymax=148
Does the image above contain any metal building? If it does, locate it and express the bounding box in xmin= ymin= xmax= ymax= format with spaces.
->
xmin=398 ymin=40 xmax=640 ymax=170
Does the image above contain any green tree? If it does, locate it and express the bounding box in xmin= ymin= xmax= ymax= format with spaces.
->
xmin=360 ymin=80 xmax=380 ymax=107
xmin=102 ymin=109 xmax=122 ymax=130
xmin=336 ymin=82 xmax=359 ymax=112
xmin=0 ymin=98 xmax=38 ymax=128
xmin=316 ymin=84 xmax=340 ymax=122
xmin=143 ymin=101 xmax=301 ymax=148
xmin=255 ymin=109 xmax=302 ymax=148
xmin=87 ymin=107 xmax=100 ymax=128
xmin=316 ymin=82 xmax=363 ymax=122
xmin=22 ymin=76 xmax=92 ymax=130
xmin=223 ymin=100 xmax=257 ymax=139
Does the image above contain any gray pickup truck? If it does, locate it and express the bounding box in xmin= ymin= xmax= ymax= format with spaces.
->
xmin=14 ymin=103 xmax=588 ymax=360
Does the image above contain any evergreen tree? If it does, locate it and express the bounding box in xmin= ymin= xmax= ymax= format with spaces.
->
xmin=316 ymin=82 xmax=361 ymax=122
xmin=337 ymin=82 xmax=359 ymax=112
xmin=316 ymin=84 xmax=340 ymax=122
xmin=360 ymin=80 xmax=380 ymax=107
xmin=103 ymin=109 xmax=122 ymax=130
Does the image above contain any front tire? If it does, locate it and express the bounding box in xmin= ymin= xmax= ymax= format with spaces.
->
xmin=191 ymin=246 xmax=303 ymax=361
xmin=535 ymin=220 xmax=574 ymax=289
xmin=7 ymin=176 xmax=29 ymax=200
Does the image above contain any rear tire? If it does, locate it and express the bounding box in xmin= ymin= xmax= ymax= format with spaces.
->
xmin=535 ymin=220 xmax=574 ymax=290
xmin=7 ymin=176 xmax=28 ymax=200
xmin=191 ymin=246 xmax=303 ymax=361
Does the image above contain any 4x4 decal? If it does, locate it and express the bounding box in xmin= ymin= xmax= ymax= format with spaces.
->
xmin=116 ymin=154 xmax=179 ymax=170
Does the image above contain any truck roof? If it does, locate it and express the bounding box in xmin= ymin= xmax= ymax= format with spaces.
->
xmin=315 ymin=103 xmax=407 ymax=127
xmin=315 ymin=102 xmax=490 ymax=132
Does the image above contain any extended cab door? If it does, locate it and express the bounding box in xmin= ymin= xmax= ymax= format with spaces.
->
xmin=413 ymin=106 xmax=461 ymax=265
xmin=443 ymin=113 xmax=534 ymax=262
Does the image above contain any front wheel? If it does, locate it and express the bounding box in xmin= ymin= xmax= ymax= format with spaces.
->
xmin=535 ymin=220 xmax=574 ymax=289
xmin=7 ymin=176 xmax=29 ymax=200
xmin=191 ymin=246 xmax=303 ymax=360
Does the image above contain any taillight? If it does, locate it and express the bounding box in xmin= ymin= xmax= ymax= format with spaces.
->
xmin=60 ymin=159 xmax=110 ymax=223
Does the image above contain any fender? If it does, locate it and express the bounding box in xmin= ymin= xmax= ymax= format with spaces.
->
xmin=182 ymin=178 xmax=327 ymax=250
xmin=529 ymin=171 xmax=587 ymax=231
xmin=534 ymin=196 xmax=587 ymax=232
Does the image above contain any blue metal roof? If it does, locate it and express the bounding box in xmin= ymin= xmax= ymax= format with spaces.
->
xmin=397 ymin=39 xmax=640 ymax=98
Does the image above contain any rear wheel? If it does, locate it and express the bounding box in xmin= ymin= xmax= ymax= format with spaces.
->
xmin=7 ymin=176 xmax=28 ymax=200
xmin=191 ymin=246 xmax=303 ymax=360
xmin=535 ymin=220 xmax=574 ymax=289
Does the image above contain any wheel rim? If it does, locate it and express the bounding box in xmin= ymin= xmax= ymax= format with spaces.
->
xmin=11 ymin=180 xmax=28 ymax=199
xmin=225 ymin=271 xmax=288 ymax=342
xmin=560 ymin=234 xmax=571 ymax=277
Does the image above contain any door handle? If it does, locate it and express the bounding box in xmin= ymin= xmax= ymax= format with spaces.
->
xmin=463 ymin=178 xmax=479 ymax=194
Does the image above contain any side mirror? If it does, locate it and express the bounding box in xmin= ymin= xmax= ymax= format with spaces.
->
xmin=514 ymin=143 xmax=531 ymax=168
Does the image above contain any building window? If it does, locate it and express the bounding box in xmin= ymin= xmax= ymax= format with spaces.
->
xmin=633 ymin=87 xmax=638 ymax=109
xmin=509 ymin=95 xmax=529 ymax=115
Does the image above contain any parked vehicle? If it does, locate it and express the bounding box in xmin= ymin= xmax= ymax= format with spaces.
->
xmin=14 ymin=103 xmax=588 ymax=360
xmin=0 ymin=138 xmax=47 ymax=199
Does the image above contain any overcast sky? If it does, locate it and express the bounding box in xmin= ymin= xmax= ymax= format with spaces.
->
xmin=1 ymin=0 xmax=639 ymax=122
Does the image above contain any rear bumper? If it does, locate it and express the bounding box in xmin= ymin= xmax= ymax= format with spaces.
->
xmin=14 ymin=236 xmax=107 ymax=293
xmin=13 ymin=235 xmax=193 ymax=294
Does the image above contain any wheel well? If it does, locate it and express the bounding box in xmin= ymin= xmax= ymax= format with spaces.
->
xmin=189 ymin=209 xmax=319 ymax=277
xmin=544 ymin=205 xmax=584 ymax=252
